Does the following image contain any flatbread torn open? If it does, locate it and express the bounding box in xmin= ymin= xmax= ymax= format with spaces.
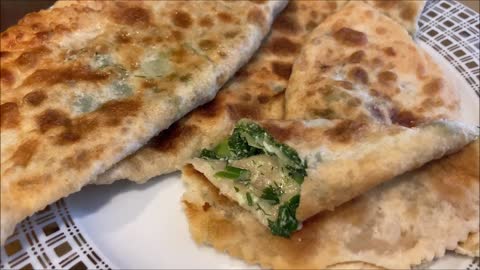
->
xmin=286 ymin=1 xmax=459 ymax=125
xmin=0 ymin=0 xmax=287 ymax=244
xmin=93 ymin=0 xmax=348 ymax=185
xmin=182 ymin=139 xmax=479 ymax=269
xmin=189 ymin=118 xmax=477 ymax=237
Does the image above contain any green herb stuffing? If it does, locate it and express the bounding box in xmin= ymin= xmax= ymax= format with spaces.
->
xmin=246 ymin=192 xmax=253 ymax=206
xmin=200 ymin=120 xmax=306 ymax=184
xmin=260 ymin=184 xmax=283 ymax=205
xmin=214 ymin=165 xmax=250 ymax=184
xmin=199 ymin=119 xmax=307 ymax=238
xmin=268 ymin=195 xmax=300 ymax=238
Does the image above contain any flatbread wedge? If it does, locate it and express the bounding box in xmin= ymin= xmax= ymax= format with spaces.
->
xmin=93 ymin=0 xmax=348 ymax=185
xmin=182 ymin=139 xmax=479 ymax=269
xmin=190 ymin=118 xmax=477 ymax=237
xmin=364 ymin=0 xmax=426 ymax=35
xmin=0 ymin=0 xmax=287 ymax=244
xmin=286 ymin=1 xmax=459 ymax=124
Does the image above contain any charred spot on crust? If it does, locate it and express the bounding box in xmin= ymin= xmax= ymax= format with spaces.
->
xmin=1 ymin=68 xmax=15 ymax=86
xmin=271 ymin=61 xmax=293 ymax=80
xmin=273 ymin=14 xmax=300 ymax=34
xmin=198 ymin=39 xmax=217 ymax=51
xmin=116 ymin=31 xmax=132 ymax=43
xmin=11 ymin=139 xmax=38 ymax=167
xmin=1 ymin=102 xmax=20 ymax=129
xmin=377 ymin=71 xmax=398 ymax=85
xmin=199 ymin=16 xmax=214 ymax=27
xmin=224 ymin=30 xmax=239 ymax=39
xmin=268 ymin=37 xmax=300 ymax=56
xmin=247 ymin=7 xmax=266 ymax=29
xmin=422 ymin=78 xmax=444 ymax=94
xmin=23 ymin=66 xmax=109 ymax=87
xmin=15 ymin=46 xmax=51 ymax=67
xmin=400 ymin=4 xmax=416 ymax=21
xmin=23 ymin=90 xmax=47 ymax=106
xmin=390 ymin=109 xmax=419 ymax=128
xmin=348 ymin=67 xmax=369 ymax=85
xmin=217 ymin=12 xmax=234 ymax=23
xmin=257 ymin=94 xmax=270 ymax=104
xmin=96 ymin=99 xmax=142 ymax=126
xmin=348 ymin=50 xmax=366 ymax=64
xmin=195 ymin=99 xmax=224 ymax=119
xmin=56 ymin=118 xmax=99 ymax=145
xmin=333 ymin=27 xmax=368 ymax=46
xmin=324 ymin=120 xmax=366 ymax=143
xmin=63 ymin=146 xmax=104 ymax=170
xmin=148 ymin=122 xmax=197 ymax=152
xmin=35 ymin=31 xmax=52 ymax=42
xmin=36 ymin=109 xmax=71 ymax=133
xmin=113 ymin=6 xmax=151 ymax=26
xmin=0 ymin=51 xmax=11 ymax=59
xmin=172 ymin=10 xmax=193 ymax=28
xmin=383 ymin=47 xmax=396 ymax=56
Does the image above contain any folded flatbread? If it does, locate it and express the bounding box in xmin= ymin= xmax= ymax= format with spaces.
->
xmin=182 ymin=139 xmax=479 ymax=269
xmin=286 ymin=1 xmax=459 ymax=124
xmin=190 ymin=118 xmax=477 ymax=237
xmin=93 ymin=0 xmax=347 ymax=185
xmin=0 ymin=0 xmax=286 ymax=244
xmin=181 ymin=1 xmax=479 ymax=267
xmin=364 ymin=0 xmax=426 ymax=34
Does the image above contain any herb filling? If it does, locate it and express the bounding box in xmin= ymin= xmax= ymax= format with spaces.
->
xmin=200 ymin=120 xmax=307 ymax=237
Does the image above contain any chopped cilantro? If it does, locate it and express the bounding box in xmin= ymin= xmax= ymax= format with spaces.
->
xmin=246 ymin=192 xmax=253 ymax=206
xmin=260 ymin=184 xmax=283 ymax=205
xmin=268 ymin=195 xmax=300 ymax=238
xmin=214 ymin=165 xmax=250 ymax=184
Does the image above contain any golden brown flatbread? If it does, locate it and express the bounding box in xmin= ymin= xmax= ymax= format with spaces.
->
xmin=93 ymin=0 xmax=348 ymax=185
xmin=0 ymin=0 xmax=287 ymax=244
xmin=364 ymin=0 xmax=426 ymax=34
xmin=182 ymin=140 xmax=479 ymax=269
xmin=286 ymin=1 xmax=459 ymax=124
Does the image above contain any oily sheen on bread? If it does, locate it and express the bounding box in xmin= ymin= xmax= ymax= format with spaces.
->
xmin=190 ymin=118 xmax=477 ymax=227
xmin=182 ymin=139 xmax=479 ymax=269
xmin=0 ymin=0 xmax=287 ymax=244
xmin=285 ymin=1 xmax=459 ymax=124
xmin=93 ymin=0 xmax=348 ymax=185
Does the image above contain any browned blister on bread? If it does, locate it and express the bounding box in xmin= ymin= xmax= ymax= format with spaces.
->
xmin=0 ymin=0 xmax=287 ymax=244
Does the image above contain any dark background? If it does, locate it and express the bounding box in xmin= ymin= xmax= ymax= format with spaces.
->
xmin=1 ymin=0 xmax=55 ymax=32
